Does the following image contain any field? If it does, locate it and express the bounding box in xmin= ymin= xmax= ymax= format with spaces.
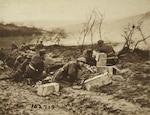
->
xmin=0 ymin=37 xmax=150 ymax=115
xmin=0 ymin=12 xmax=150 ymax=114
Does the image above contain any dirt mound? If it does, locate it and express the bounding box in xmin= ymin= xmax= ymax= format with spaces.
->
xmin=93 ymin=59 xmax=150 ymax=109
xmin=0 ymin=46 xmax=150 ymax=115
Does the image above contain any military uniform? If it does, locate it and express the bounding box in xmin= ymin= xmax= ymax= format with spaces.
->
xmin=0 ymin=48 xmax=5 ymax=62
xmin=52 ymin=57 xmax=86 ymax=86
xmin=82 ymin=49 xmax=96 ymax=66
xmin=12 ymin=57 xmax=31 ymax=81
xmin=20 ymin=43 xmax=30 ymax=51
xmin=11 ymin=43 xmax=18 ymax=51
xmin=24 ymin=54 xmax=45 ymax=83
xmin=96 ymin=44 xmax=115 ymax=56
xmin=35 ymin=41 xmax=44 ymax=50
xmin=14 ymin=55 xmax=26 ymax=69
xmin=96 ymin=40 xmax=117 ymax=65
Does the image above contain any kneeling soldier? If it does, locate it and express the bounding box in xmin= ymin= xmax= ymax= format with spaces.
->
xmin=52 ymin=57 xmax=86 ymax=86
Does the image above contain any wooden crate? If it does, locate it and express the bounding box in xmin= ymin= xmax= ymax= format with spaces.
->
xmin=96 ymin=53 xmax=107 ymax=67
xmin=84 ymin=72 xmax=112 ymax=91
xmin=37 ymin=83 xmax=59 ymax=96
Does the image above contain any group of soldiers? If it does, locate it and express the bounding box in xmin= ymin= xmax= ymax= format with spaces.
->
xmin=0 ymin=39 xmax=117 ymax=86
xmin=52 ymin=40 xmax=117 ymax=86
xmin=0 ymin=41 xmax=44 ymax=84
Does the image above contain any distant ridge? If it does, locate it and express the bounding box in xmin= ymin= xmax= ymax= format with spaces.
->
xmin=1 ymin=11 xmax=149 ymax=47
xmin=0 ymin=23 xmax=42 ymax=37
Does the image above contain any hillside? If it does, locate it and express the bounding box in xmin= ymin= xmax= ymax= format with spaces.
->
xmin=105 ymin=12 xmax=150 ymax=39
xmin=60 ymin=12 xmax=150 ymax=49
xmin=0 ymin=12 xmax=150 ymax=50
xmin=0 ymin=23 xmax=42 ymax=37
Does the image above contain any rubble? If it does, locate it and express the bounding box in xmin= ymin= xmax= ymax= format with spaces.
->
xmin=0 ymin=45 xmax=149 ymax=114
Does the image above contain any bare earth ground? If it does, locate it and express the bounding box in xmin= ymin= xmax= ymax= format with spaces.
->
xmin=0 ymin=46 xmax=150 ymax=115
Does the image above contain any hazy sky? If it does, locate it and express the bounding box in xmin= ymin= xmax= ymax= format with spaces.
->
xmin=0 ymin=0 xmax=150 ymax=22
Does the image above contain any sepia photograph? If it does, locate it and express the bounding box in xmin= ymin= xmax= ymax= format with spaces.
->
xmin=0 ymin=0 xmax=150 ymax=114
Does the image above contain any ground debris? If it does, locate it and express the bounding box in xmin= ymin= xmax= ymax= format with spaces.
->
xmin=0 ymin=50 xmax=150 ymax=114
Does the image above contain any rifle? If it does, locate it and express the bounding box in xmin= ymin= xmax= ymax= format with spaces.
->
xmin=0 ymin=76 xmax=14 ymax=81
xmin=85 ymin=66 xmax=95 ymax=73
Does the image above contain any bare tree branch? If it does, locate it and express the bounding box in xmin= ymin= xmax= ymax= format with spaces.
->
xmin=90 ymin=19 xmax=96 ymax=47
xmin=138 ymin=27 xmax=147 ymax=44
xmin=97 ymin=10 xmax=104 ymax=40
xmin=121 ymin=16 xmax=150 ymax=52
xmin=79 ymin=8 xmax=105 ymax=52
xmin=134 ymin=34 xmax=150 ymax=49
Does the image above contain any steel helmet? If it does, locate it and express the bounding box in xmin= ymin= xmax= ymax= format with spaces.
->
xmin=77 ymin=57 xmax=86 ymax=63
xmin=97 ymin=40 xmax=104 ymax=45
